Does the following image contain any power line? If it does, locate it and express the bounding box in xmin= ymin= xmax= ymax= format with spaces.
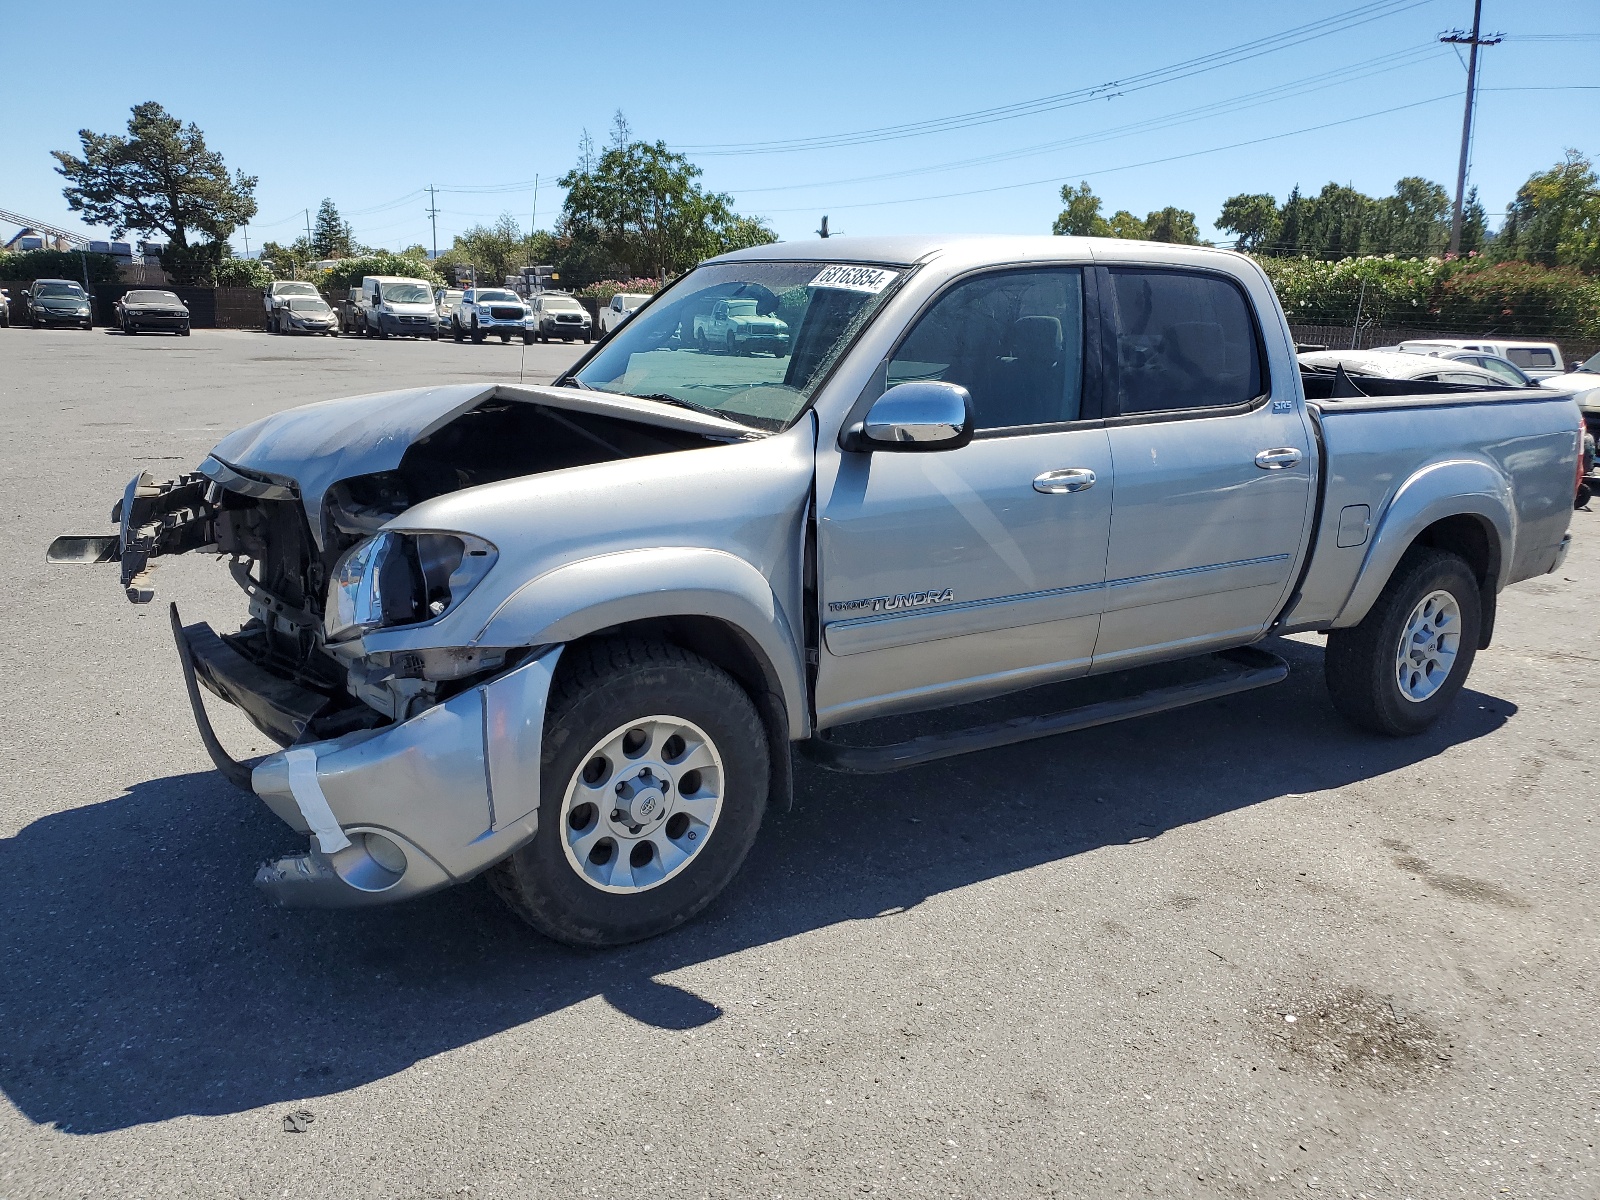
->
xmin=727 ymin=43 xmax=1449 ymax=196
xmin=677 ymin=0 xmax=1438 ymax=155
xmin=753 ymin=92 xmax=1459 ymax=215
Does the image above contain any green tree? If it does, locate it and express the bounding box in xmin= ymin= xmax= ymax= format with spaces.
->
xmin=1369 ymin=176 xmax=1450 ymax=257
xmin=1275 ymin=185 xmax=1306 ymax=256
xmin=1052 ymin=181 xmax=1112 ymax=236
xmin=52 ymin=101 xmax=257 ymax=250
xmin=259 ymin=237 xmax=318 ymax=280
xmin=438 ymin=213 xmax=532 ymax=286
xmin=1217 ymin=193 xmax=1279 ymax=252
xmin=560 ymin=137 xmax=774 ymax=277
xmin=311 ymin=198 xmax=358 ymax=259
xmin=1302 ymin=183 xmax=1371 ymax=259
xmin=1458 ymin=186 xmax=1488 ymax=256
xmin=1495 ymin=149 xmax=1600 ymax=272
xmin=1144 ymin=206 xmax=1199 ymax=244
xmin=1107 ymin=210 xmax=1147 ymax=239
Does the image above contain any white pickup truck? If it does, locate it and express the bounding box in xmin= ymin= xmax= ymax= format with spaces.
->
xmin=51 ymin=236 xmax=1581 ymax=948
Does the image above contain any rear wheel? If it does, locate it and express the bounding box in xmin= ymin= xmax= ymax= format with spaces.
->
xmin=1324 ymin=547 xmax=1481 ymax=736
xmin=487 ymin=639 xmax=769 ymax=947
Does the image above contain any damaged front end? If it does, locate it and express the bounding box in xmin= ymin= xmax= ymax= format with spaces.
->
xmin=49 ymin=383 xmax=740 ymax=907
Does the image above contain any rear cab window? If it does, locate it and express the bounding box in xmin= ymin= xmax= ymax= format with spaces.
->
xmin=1108 ymin=269 xmax=1264 ymax=414
xmin=1506 ymin=347 xmax=1557 ymax=369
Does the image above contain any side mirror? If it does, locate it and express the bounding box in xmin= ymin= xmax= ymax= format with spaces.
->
xmin=850 ymin=381 xmax=974 ymax=452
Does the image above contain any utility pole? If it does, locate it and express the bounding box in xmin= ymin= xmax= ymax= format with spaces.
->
xmin=242 ymin=225 xmax=250 ymax=257
xmin=426 ymin=185 xmax=440 ymax=259
xmin=1441 ymin=1 xmax=1502 ymax=254
xmin=531 ymin=175 xmax=539 ymax=235
xmin=304 ymin=208 xmax=313 ymax=243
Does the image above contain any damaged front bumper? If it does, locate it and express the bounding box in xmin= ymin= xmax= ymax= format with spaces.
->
xmin=171 ymin=604 xmax=561 ymax=908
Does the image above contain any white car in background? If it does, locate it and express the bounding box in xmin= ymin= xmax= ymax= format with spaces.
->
xmin=1298 ymin=349 xmax=1511 ymax=387
xmin=263 ymin=281 xmax=321 ymax=330
xmin=600 ymin=292 xmax=651 ymax=335
xmin=1396 ymin=338 xmax=1566 ymax=380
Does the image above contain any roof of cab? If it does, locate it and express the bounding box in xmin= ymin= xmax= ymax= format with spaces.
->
xmin=710 ymin=233 xmax=1251 ymax=269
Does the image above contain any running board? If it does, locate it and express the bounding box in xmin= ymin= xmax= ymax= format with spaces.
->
xmin=799 ymin=646 xmax=1289 ymax=774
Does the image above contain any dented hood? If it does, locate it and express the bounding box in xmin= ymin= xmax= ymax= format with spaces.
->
xmin=205 ymin=382 xmax=753 ymax=536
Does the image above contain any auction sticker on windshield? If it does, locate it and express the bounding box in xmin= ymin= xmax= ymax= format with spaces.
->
xmin=809 ymin=265 xmax=898 ymax=293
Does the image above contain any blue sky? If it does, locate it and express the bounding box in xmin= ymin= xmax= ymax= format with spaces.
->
xmin=2 ymin=0 xmax=1595 ymax=253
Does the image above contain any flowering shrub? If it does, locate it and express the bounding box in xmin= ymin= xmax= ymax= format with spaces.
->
xmin=574 ymin=277 xmax=662 ymax=303
xmin=1254 ymin=254 xmax=1600 ymax=338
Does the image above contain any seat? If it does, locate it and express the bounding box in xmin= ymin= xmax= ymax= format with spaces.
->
xmin=985 ymin=316 xmax=1065 ymax=427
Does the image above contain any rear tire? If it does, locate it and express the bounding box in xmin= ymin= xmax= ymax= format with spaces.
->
xmin=1324 ymin=547 xmax=1481 ymax=736
xmin=487 ymin=639 xmax=769 ymax=947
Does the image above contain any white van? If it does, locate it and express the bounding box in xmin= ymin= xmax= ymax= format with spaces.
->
xmin=358 ymin=276 xmax=441 ymax=340
xmin=1397 ymin=339 xmax=1565 ymax=380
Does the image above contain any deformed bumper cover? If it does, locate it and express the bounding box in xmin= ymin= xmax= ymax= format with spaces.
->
xmin=171 ymin=606 xmax=563 ymax=907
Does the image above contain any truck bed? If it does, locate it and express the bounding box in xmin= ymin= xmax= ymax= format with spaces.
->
xmin=1281 ymin=387 xmax=1580 ymax=631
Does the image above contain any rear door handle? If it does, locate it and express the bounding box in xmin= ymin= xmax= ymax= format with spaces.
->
xmin=1254 ymin=447 xmax=1303 ymax=470
xmin=1033 ymin=468 xmax=1097 ymax=494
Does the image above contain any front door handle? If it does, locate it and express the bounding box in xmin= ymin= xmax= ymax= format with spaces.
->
xmin=1033 ymin=468 xmax=1097 ymax=494
xmin=1254 ymin=447 xmax=1303 ymax=470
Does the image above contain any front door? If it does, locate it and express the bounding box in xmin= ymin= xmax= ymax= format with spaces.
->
xmin=814 ymin=266 xmax=1114 ymax=728
xmin=1092 ymin=266 xmax=1313 ymax=671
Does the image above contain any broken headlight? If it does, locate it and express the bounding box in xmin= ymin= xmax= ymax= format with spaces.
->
xmin=324 ymin=531 xmax=497 ymax=643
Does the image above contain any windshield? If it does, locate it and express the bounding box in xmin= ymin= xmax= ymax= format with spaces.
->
xmin=126 ymin=290 xmax=180 ymax=304
xmin=287 ymin=297 xmax=330 ymax=312
xmin=477 ymin=290 xmax=520 ymax=303
xmin=543 ymin=296 xmax=583 ymax=311
xmin=36 ymin=282 xmax=85 ymax=298
xmin=617 ymin=293 xmax=649 ymax=309
xmin=1578 ymin=352 xmax=1600 ymax=375
xmin=274 ymin=283 xmax=319 ymax=297
xmin=380 ymin=282 xmax=432 ymax=304
xmin=571 ymin=260 xmax=902 ymax=431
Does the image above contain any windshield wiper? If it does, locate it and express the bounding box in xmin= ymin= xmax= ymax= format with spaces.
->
xmin=626 ymin=392 xmax=730 ymax=418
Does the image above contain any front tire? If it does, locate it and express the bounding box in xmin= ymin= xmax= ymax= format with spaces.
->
xmin=488 ymin=639 xmax=769 ymax=947
xmin=1324 ymin=547 xmax=1481 ymax=736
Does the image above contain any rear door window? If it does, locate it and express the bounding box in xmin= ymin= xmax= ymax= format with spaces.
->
xmin=886 ymin=268 xmax=1085 ymax=431
xmin=1108 ymin=270 xmax=1264 ymax=414
xmin=1506 ymin=347 xmax=1556 ymax=369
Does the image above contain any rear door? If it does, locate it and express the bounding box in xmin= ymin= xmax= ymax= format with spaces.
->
xmin=814 ymin=265 xmax=1114 ymax=726
xmin=1093 ymin=266 xmax=1313 ymax=671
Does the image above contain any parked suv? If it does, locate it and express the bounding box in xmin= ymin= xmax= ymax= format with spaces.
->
xmin=26 ymin=279 xmax=93 ymax=329
xmin=530 ymin=292 xmax=592 ymax=342
xmin=455 ymin=288 xmax=534 ymax=344
xmin=358 ymin=276 xmax=441 ymax=340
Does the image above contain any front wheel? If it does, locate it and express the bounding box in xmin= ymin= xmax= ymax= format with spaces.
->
xmin=179 ymin=324 xmax=191 ymax=336
xmin=522 ymin=331 xmax=534 ymax=345
xmin=488 ymin=639 xmax=769 ymax=947
xmin=1324 ymin=547 xmax=1481 ymax=736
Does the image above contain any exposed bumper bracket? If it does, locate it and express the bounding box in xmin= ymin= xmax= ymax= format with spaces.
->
xmin=169 ymin=603 xmax=262 ymax=793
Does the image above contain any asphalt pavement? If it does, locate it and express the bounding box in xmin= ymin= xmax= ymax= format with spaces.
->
xmin=0 ymin=328 xmax=1595 ymax=1198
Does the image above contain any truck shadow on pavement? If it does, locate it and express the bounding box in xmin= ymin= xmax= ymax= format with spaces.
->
xmin=0 ymin=638 xmax=1514 ymax=1133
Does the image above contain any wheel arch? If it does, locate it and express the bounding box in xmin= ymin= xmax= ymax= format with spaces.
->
xmin=474 ymin=546 xmax=809 ymax=738
xmin=1332 ymin=458 xmax=1511 ymax=648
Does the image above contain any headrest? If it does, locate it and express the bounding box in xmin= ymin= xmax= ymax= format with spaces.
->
xmin=1167 ymin=321 xmax=1226 ymax=375
xmin=1012 ymin=316 xmax=1062 ymax=362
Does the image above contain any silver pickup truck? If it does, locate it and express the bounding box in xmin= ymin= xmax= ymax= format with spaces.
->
xmin=51 ymin=236 xmax=1580 ymax=947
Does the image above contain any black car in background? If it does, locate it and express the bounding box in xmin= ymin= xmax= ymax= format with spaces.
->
xmin=116 ymin=289 xmax=191 ymax=336
xmin=25 ymin=279 xmax=93 ymax=329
